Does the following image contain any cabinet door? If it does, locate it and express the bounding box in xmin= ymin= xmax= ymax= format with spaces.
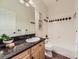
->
xmin=32 ymin=51 xmax=40 ymax=59
xmin=31 ymin=42 xmax=45 ymax=59
xmin=22 ymin=55 xmax=31 ymax=59
xmin=39 ymin=48 xmax=45 ymax=59
xmin=39 ymin=42 xmax=45 ymax=59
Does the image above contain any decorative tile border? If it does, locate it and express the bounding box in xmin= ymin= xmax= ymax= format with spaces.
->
xmin=49 ymin=17 xmax=72 ymax=23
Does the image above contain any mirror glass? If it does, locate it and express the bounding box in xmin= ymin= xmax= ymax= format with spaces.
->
xmin=0 ymin=0 xmax=35 ymax=36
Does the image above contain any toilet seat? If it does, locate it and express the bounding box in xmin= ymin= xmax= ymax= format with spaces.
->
xmin=45 ymin=42 xmax=54 ymax=57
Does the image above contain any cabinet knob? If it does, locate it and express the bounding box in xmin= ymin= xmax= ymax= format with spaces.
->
xmin=32 ymin=56 xmax=34 ymax=59
xmin=39 ymin=44 xmax=41 ymax=46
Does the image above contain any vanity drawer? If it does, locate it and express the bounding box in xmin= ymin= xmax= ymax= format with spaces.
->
xmin=31 ymin=42 xmax=44 ymax=54
xmin=11 ymin=49 xmax=30 ymax=59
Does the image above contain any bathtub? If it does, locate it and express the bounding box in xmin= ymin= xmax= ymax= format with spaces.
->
xmin=45 ymin=40 xmax=77 ymax=59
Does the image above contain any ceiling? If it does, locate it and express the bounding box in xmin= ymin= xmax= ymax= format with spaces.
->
xmin=41 ymin=0 xmax=57 ymax=7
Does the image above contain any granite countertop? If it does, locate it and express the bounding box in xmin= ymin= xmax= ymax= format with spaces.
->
xmin=0 ymin=38 xmax=45 ymax=59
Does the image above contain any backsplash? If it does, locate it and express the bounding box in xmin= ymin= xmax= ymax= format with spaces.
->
xmin=12 ymin=33 xmax=35 ymax=41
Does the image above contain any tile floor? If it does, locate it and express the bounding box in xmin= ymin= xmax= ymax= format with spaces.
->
xmin=45 ymin=51 xmax=70 ymax=59
xmin=45 ymin=55 xmax=70 ymax=59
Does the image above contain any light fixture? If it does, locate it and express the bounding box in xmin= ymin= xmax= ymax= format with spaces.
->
xmin=29 ymin=0 xmax=32 ymax=4
xmin=19 ymin=0 xmax=30 ymax=7
xmin=24 ymin=0 xmax=29 ymax=2
xmin=25 ymin=3 xmax=30 ymax=6
xmin=19 ymin=0 xmax=24 ymax=4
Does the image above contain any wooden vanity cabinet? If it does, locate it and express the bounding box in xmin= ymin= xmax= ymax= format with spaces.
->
xmin=31 ymin=42 xmax=45 ymax=59
xmin=11 ymin=49 xmax=30 ymax=59
xmin=11 ymin=41 xmax=45 ymax=59
xmin=31 ymin=50 xmax=40 ymax=59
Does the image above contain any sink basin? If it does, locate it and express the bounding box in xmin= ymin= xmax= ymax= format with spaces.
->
xmin=26 ymin=37 xmax=40 ymax=43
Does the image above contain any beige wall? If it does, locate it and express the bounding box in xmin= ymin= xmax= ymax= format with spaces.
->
xmin=48 ymin=0 xmax=77 ymax=58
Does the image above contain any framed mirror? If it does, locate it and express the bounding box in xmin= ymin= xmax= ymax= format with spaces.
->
xmin=0 ymin=0 xmax=35 ymax=36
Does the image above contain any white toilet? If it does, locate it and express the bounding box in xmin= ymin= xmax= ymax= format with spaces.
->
xmin=45 ymin=39 xmax=54 ymax=57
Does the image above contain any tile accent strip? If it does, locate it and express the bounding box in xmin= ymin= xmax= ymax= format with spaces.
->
xmin=49 ymin=17 xmax=72 ymax=23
